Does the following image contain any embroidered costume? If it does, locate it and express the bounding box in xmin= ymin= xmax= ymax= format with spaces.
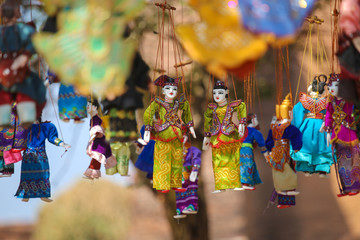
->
xmin=204 ymin=100 xmax=247 ymax=190
xmin=84 ymin=114 xmax=117 ymax=179
xmin=134 ymin=126 xmax=155 ymax=180
xmin=291 ymin=92 xmax=333 ymax=174
xmin=240 ymin=127 xmax=266 ymax=186
xmin=325 ymin=95 xmax=360 ymax=194
xmin=58 ymin=84 xmax=87 ymax=122
xmin=15 ymin=122 xmax=63 ymax=199
xmin=143 ymin=75 xmax=194 ymax=191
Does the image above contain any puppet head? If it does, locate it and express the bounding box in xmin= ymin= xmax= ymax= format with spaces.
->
xmin=328 ymin=73 xmax=340 ymax=97
xmin=308 ymin=74 xmax=327 ymax=97
xmin=87 ymin=98 xmax=102 ymax=117
xmin=1 ymin=0 xmax=21 ymax=25
xmin=276 ymin=93 xmax=293 ymax=120
xmin=154 ymin=75 xmax=181 ymax=101
xmin=213 ymin=80 xmax=229 ymax=105
xmin=247 ymin=113 xmax=260 ymax=129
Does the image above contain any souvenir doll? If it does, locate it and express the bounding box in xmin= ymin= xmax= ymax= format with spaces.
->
xmin=0 ymin=1 xmax=46 ymax=127
xmin=135 ymin=125 xmax=155 ymax=181
xmin=15 ymin=117 xmax=70 ymax=202
xmin=103 ymin=51 xmax=150 ymax=177
xmin=325 ymin=73 xmax=360 ymax=197
xmin=84 ymin=99 xmax=117 ymax=180
xmin=0 ymin=104 xmax=28 ymax=177
xmin=239 ymin=113 xmax=268 ymax=190
xmin=265 ymin=94 xmax=302 ymax=208
xmin=291 ymin=75 xmax=332 ymax=177
xmin=174 ymin=142 xmax=202 ymax=219
xmin=203 ymin=80 xmax=247 ymax=193
xmin=143 ymin=75 xmax=196 ymax=193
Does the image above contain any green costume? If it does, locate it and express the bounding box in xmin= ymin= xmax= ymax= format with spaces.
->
xmin=144 ymin=94 xmax=193 ymax=190
xmin=204 ymin=100 xmax=247 ymax=190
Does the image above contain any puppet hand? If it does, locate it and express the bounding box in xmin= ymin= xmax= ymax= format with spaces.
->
xmin=265 ymin=152 xmax=271 ymax=163
xmin=10 ymin=54 xmax=29 ymax=71
xmin=183 ymin=135 xmax=189 ymax=145
xmin=60 ymin=142 xmax=71 ymax=149
xmin=238 ymin=124 xmax=245 ymax=137
xmin=190 ymin=127 xmax=196 ymax=139
xmin=353 ymin=36 xmax=360 ymax=53
xmin=189 ymin=170 xmax=198 ymax=182
xmin=202 ymin=137 xmax=210 ymax=150
xmin=327 ymin=133 xmax=331 ymax=147
xmin=319 ymin=122 xmax=325 ymax=133
xmin=144 ymin=131 xmax=151 ymax=143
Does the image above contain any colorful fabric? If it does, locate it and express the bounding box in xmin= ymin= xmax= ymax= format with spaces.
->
xmin=176 ymin=187 xmax=199 ymax=214
xmin=134 ymin=126 xmax=155 ymax=178
xmin=272 ymin=162 xmax=298 ymax=192
xmin=325 ymin=96 xmax=359 ymax=146
xmin=278 ymin=194 xmax=296 ymax=206
xmin=291 ymin=94 xmax=333 ymax=173
xmin=0 ymin=153 xmax=14 ymax=175
xmin=212 ymin=142 xmax=242 ymax=190
xmin=106 ymin=109 xmax=138 ymax=142
xmin=240 ymin=146 xmax=262 ymax=185
xmin=153 ymin=139 xmax=183 ymax=190
xmin=105 ymin=142 xmax=131 ymax=176
xmin=15 ymin=122 xmax=62 ymax=199
xmin=58 ymin=84 xmax=87 ymax=121
xmin=0 ymin=23 xmax=46 ymax=105
xmin=336 ymin=143 xmax=360 ymax=193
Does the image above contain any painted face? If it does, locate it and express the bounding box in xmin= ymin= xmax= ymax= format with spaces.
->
xmin=213 ymin=89 xmax=228 ymax=103
xmin=328 ymin=81 xmax=339 ymax=97
xmin=162 ymin=85 xmax=178 ymax=100
xmin=87 ymin=102 xmax=98 ymax=115
xmin=251 ymin=116 xmax=259 ymax=128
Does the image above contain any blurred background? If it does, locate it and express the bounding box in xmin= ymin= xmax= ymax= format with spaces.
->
xmin=1 ymin=0 xmax=360 ymax=239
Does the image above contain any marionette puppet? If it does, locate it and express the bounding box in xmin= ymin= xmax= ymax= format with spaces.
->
xmin=239 ymin=113 xmax=268 ymax=191
xmin=265 ymin=94 xmax=303 ymax=209
xmin=174 ymin=139 xmax=202 ymax=219
xmin=0 ymin=104 xmax=29 ymax=177
xmin=15 ymin=116 xmax=70 ymax=202
xmin=0 ymin=1 xmax=46 ymax=127
xmin=203 ymin=80 xmax=247 ymax=193
xmin=325 ymin=73 xmax=360 ymax=197
xmin=103 ymin=51 xmax=150 ymax=177
xmin=143 ymin=75 xmax=196 ymax=193
xmin=84 ymin=99 xmax=117 ymax=180
xmin=291 ymin=75 xmax=333 ymax=177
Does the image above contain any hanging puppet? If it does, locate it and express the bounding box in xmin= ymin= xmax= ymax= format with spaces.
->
xmin=0 ymin=103 xmax=29 ymax=177
xmin=0 ymin=1 xmax=46 ymax=127
xmin=291 ymin=75 xmax=333 ymax=177
xmin=15 ymin=117 xmax=70 ymax=202
xmin=174 ymin=142 xmax=202 ymax=219
xmin=239 ymin=113 xmax=268 ymax=190
xmin=203 ymin=80 xmax=247 ymax=193
xmin=143 ymin=75 xmax=196 ymax=193
xmin=265 ymin=94 xmax=302 ymax=208
xmin=102 ymin=51 xmax=150 ymax=177
xmin=325 ymin=73 xmax=360 ymax=197
xmin=84 ymin=99 xmax=117 ymax=179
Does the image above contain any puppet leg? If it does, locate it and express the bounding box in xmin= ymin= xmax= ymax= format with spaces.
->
xmin=84 ymin=159 xmax=101 ymax=179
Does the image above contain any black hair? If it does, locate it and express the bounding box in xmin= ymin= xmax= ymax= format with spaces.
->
xmin=312 ymin=75 xmax=327 ymax=94
xmin=1 ymin=0 xmax=20 ymax=21
xmin=87 ymin=97 xmax=100 ymax=109
xmin=213 ymin=80 xmax=228 ymax=98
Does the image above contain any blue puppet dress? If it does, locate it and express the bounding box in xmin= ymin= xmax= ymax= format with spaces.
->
xmin=240 ymin=127 xmax=267 ymax=186
xmin=58 ymin=84 xmax=87 ymax=122
xmin=290 ymin=93 xmax=332 ymax=174
xmin=15 ymin=122 xmax=63 ymax=199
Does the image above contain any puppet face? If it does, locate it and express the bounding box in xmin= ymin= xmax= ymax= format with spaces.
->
xmin=87 ymin=102 xmax=98 ymax=116
xmin=328 ymin=81 xmax=339 ymax=97
xmin=251 ymin=116 xmax=259 ymax=128
xmin=213 ymin=89 xmax=228 ymax=104
xmin=162 ymin=85 xmax=178 ymax=100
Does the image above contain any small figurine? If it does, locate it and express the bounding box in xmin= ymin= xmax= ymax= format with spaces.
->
xmin=239 ymin=113 xmax=268 ymax=190
xmin=265 ymin=94 xmax=302 ymax=208
xmin=134 ymin=125 xmax=155 ymax=181
xmin=291 ymin=75 xmax=333 ymax=177
xmin=325 ymin=73 xmax=360 ymax=197
xmin=143 ymin=75 xmax=196 ymax=193
xmin=174 ymin=142 xmax=202 ymax=219
xmin=203 ymin=80 xmax=247 ymax=193
xmin=84 ymin=99 xmax=117 ymax=179
xmin=0 ymin=1 xmax=46 ymax=127
xmin=15 ymin=118 xmax=70 ymax=202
